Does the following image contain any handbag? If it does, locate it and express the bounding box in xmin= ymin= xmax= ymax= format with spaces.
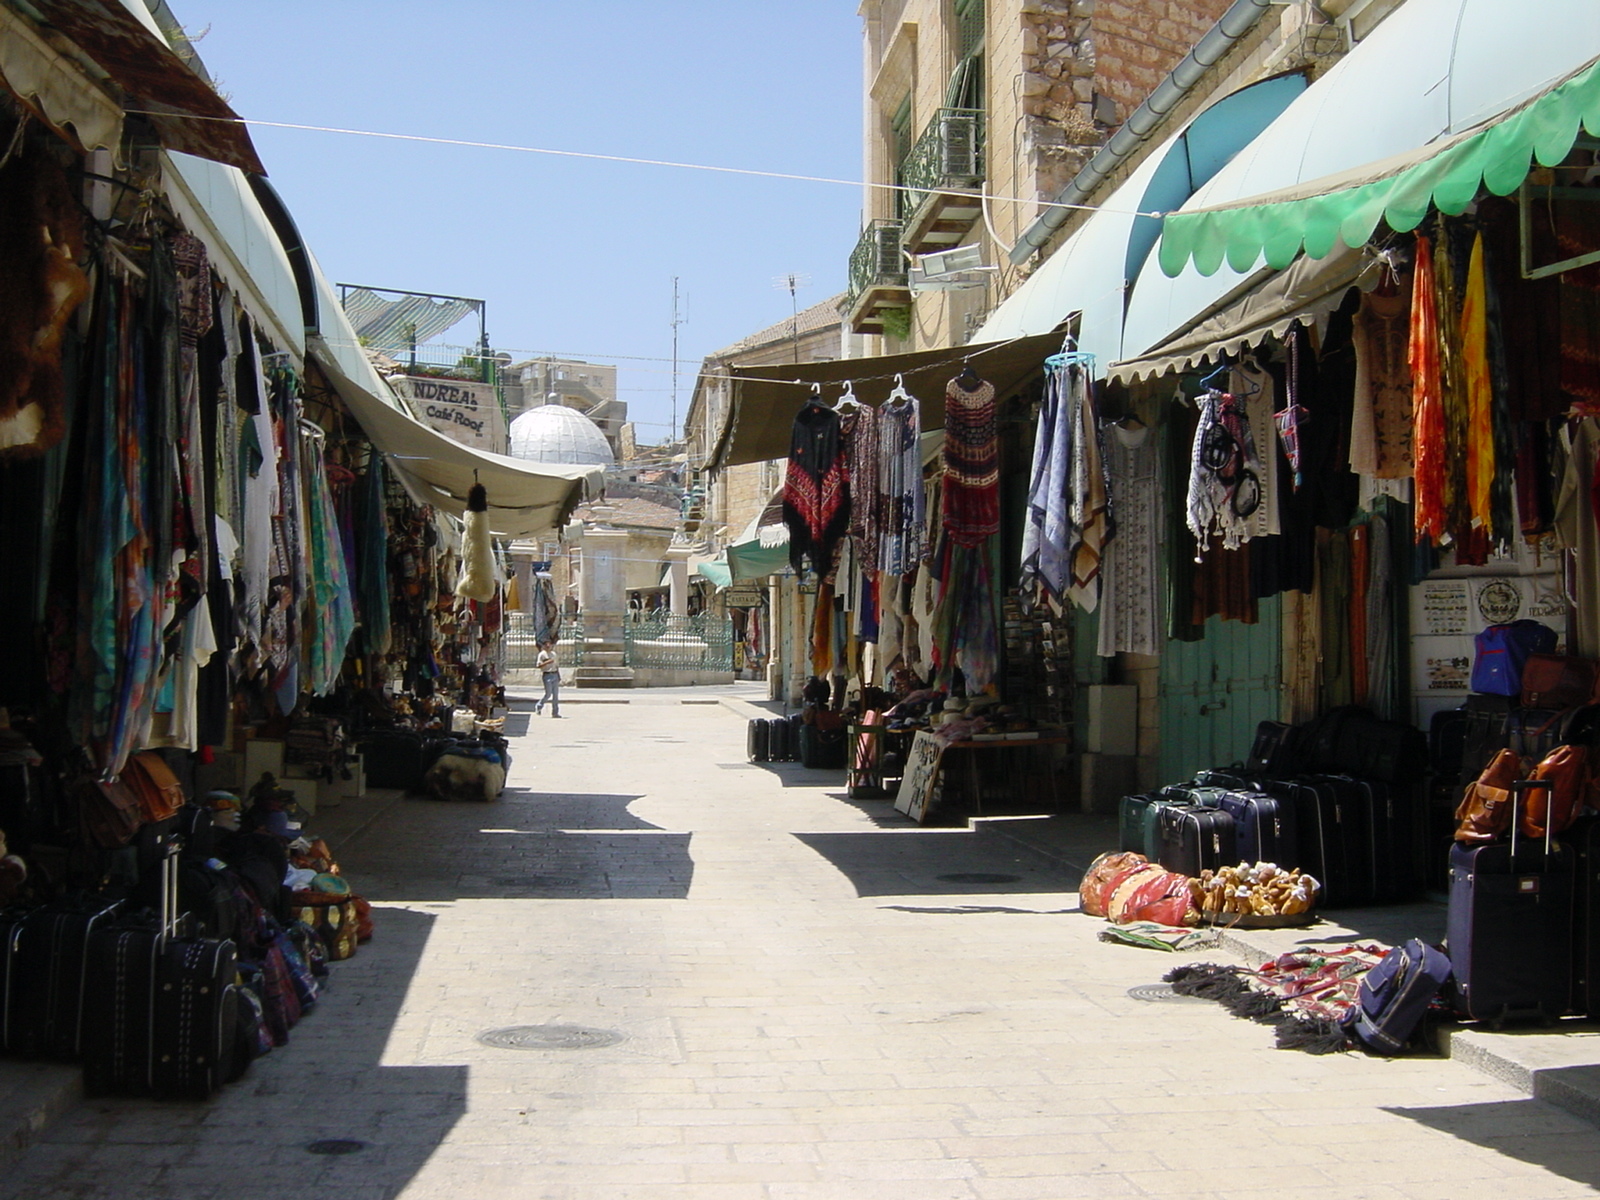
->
xmin=121 ymin=751 xmax=185 ymax=823
xmin=77 ymin=778 xmax=142 ymax=848
xmin=1453 ymin=748 xmax=1523 ymax=844
xmin=1473 ymin=620 xmax=1558 ymax=696
xmin=289 ymin=892 xmax=359 ymax=961
xmin=1520 ymin=653 xmax=1600 ymax=710
xmin=1519 ymin=743 xmax=1593 ymax=840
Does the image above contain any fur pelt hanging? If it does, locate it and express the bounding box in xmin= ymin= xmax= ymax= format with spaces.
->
xmin=455 ymin=481 xmax=497 ymax=602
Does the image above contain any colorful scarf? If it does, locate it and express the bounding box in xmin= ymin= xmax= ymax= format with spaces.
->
xmin=878 ymin=393 xmax=925 ymax=575
xmin=1410 ymin=234 xmax=1446 ymax=543
xmin=783 ymin=401 xmax=850 ymax=578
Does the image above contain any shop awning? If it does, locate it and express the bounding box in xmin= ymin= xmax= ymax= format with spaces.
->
xmin=27 ymin=0 xmax=264 ymax=173
xmin=305 ymin=260 xmax=602 ymax=538
xmin=1158 ymin=54 xmax=1600 ymax=278
xmin=977 ymin=72 xmax=1305 ymax=359
xmin=694 ymin=556 xmax=732 ymax=589
xmin=161 ymin=151 xmax=307 ymax=358
xmin=0 ymin=4 xmax=124 ymax=153
xmin=712 ymin=329 xmax=1063 ymax=470
xmin=1110 ymin=240 xmax=1380 ymax=383
xmin=1121 ymin=0 xmax=1600 ymax=366
xmin=726 ymin=535 xmax=792 ymax=583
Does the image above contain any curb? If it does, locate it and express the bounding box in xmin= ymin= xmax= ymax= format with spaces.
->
xmin=0 ymin=1062 xmax=80 ymax=1174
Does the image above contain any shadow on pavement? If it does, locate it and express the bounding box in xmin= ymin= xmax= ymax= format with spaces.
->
xmin=791 ymin=830 xmax=1076 ymax=898
xmin=1381 ymin=1097 xmax=1600 ymax=1184
xmin=0 ymin=908 xmax=465 ymax=1200
xmin=339 ymin=789 xmax=695 ymax=901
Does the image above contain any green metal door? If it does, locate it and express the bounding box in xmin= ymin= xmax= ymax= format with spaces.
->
xmin=1157 ymin=595 xmax=1282 ymax=783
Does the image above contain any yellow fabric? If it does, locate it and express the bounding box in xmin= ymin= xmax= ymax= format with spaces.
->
xmin=1460 ymin=232 xmax=1495 ymax=528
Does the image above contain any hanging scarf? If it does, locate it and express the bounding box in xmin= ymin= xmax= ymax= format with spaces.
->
xmin=841 ymin=402 xmax=881 ymax=572
xmin=878 ymin=391 xmax=924 ymax=575
xmin=1067 ymin=372 xmax=1110 ymax=611
xmin=1019 ymin=364 xmax=1073 ymax=606
xmin=1460 ymin=231 xmax=1495 ymax=532
xmin=941 ymin=377 xmax=999 ymax=546
xmin=782 ymin=401 xmax=850 ymax=578
xmin=1411 ymin=234 xmax=1446 ymax=543
xmin=1274 ymin=327 xmax=1310 ymax=490
xmin=1187 ymin=389 xmax=1264 ymax=559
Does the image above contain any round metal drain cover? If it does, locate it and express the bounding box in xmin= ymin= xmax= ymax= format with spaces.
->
xmin=1127 ymin=984 xmax=1208 ymax=1004
xmin=306 ymin=1139 xmax=368 ymax=1156
xmin=937 ymin=872 xmax=1022 ymax=884
xmin=477 ymin=1024 xmax=625 ymax=1050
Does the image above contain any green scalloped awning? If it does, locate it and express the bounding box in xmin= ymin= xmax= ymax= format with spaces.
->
xmin=1158 ymin=55 xmax=1600 ymax=278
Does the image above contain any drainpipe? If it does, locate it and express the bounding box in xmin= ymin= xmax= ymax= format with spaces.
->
xmin=1009 ymin=0 xmax=1279 ymax=264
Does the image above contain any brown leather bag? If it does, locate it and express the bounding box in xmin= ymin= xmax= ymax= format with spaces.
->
xmin=1521 ymin=653 xmax=1600 ymax=710
xmin=1519 ymin=743 xmax=1594 ymax=840
xmin=121 ymin=751 xmax=184 ymax=823
xmin=1454 ymin=748 xmax=1523 ymax=844
xmin=77 ymin=778 xmax=142 ymax=848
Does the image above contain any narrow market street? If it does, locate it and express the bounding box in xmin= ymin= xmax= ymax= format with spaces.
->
xmin=4 ymin=691 xmax=1600 ymax=1200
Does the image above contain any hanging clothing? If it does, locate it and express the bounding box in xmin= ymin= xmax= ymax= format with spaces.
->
xmin=1096 ymin=419 xmax=1162 ymax=658
xmin=1019 ymin=364 xmax=1075 ymax=607
xmin=877 ymin=390 xmax=924 ymax=575
xmin=1350 ymin=284 xmax=1414 ymax=479
xmin=1233 ymin=360 xmax=1282 ymax=539
xmin=1554 ymin=418 xmax=1600 ymax=659
xmin=840 ymin=402 xmax=881 ymax=572
xmin=1187 ymin=389 xmax=1265 ymax=558
xmin=940 ymin=377 xmax=1000 ymax=546
xmin=1410 ymin=234 xmax=1446 ymax=543
xmin=1274 ymin=327 xmax=1310 ymax=491
xmin=1066 ymin=373 xmax=1110 ymax=612
xmin=1460 ymin=231 xmax=1495 ymax=530
xmin=782 ymin=401 xmax=850 ymax=578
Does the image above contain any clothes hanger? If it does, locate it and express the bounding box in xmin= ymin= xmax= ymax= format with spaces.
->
xmin=835 ymin=380 xmax=860 ymax=410
xmin=1198 ymin=355 xmax=1231 ymax=393
xmin=954 ymin=359 xmax=983 ymax=390
xmin=1044 ymin=334 xmax=1096 ymax=372
xmin=887 ymin=373 xmax=912 ymax=404
xmin=803 ymin=381 xmax=825 ymax=407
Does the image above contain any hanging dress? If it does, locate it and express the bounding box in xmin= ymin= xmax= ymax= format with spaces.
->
xmin=877 ymin=391 xmax=924 ymax=576
xmin=933 ymin=377 xmax=1001 ymax=691
xmin=782 ymin=400 xmax=851 ymax=578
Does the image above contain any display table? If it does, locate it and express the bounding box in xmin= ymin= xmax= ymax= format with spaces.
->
xmin=891 ymin=730 xmax=1071 ymax=823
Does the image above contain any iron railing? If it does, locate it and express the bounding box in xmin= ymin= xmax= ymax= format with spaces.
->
xmin=398 ymin=341 xmax=500 ymax=385
xmin=845 ymin=219 xmax=907 ymax=313
xmin=901 ymin=107 xmax=985 ymax=215
xmin=623 ymin=613 xmax=733 ymax=672
xmin=505 ymin=612 xmax=584 ymax=668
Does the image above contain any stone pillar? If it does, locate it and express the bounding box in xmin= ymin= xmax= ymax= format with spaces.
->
xmin=666 ymin=545 xmax=693 ymax=617
xmin=573 ymin=522 xmax=633 ymax=688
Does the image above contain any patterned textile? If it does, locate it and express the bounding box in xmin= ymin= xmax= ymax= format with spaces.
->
xmin=783 ymin=401 xmax=851 ymax=578
xmin=1187 ymin=390 xmax=1265 ymax=558
xmin=1234 ymin=360 xmax=1282 ymax=538
xmin=1066 ymin=371 xmax=1110 ymax=611
xmin=940 ymin=377 xmax=1000 ymax=546
xmin=1410 ymin=234 xmax=1447 ymax=543
xmin=1096 ymin=420 xmax=1161 ymax=657
xmin=1350 ymin=286 xmax=1414 ymax=478
xmin=1248 ymin=944 xmax=1386 ymax=1026
xmin=877 ymin=394 xmax=924 ymax=575
xmin=1019 ymin=364 xmax=1075 ymax=607
xmin=840 ymin=403 xmax=881 ymax=572
xmin=1275 ymin=325 xmax=1310 ymax=490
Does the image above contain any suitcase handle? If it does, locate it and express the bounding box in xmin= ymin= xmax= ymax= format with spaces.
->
xmin=1509 ymin=779 xmax=1556 ymax=864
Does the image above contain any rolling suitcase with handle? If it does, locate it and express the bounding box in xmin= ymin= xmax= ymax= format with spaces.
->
xmin=1217 ymin=789 xmax=1297 ymax=868
xmin=1569 ymin=815 xmax=1600 ymax=1019
xmin=1262 ymin=776 xmax=1372 ymax=908
xmin=1155 ymin=804 xmax=1237 ymax=876
xmin=1447 ymin=778 xmax=1574 ymax=1025
xmin=0 ymin=895 xmax=122 ymax=1059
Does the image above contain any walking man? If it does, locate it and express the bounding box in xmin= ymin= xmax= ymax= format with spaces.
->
xmin=535 ymin=641 xmax=562 ymax=717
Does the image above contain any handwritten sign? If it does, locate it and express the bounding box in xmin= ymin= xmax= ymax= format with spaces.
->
xmin=893 ymin=731 xmax=945 ymax=823
xmin=391 ymin=375 xmax=507 ymax=453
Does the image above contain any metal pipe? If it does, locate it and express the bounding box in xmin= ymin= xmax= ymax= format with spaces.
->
xmin=1009 ymin=0 xmax=1278 ymax=264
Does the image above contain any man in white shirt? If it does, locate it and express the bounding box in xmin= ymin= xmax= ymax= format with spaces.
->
xmin=534 ymin=642 xmax=561 ymax=717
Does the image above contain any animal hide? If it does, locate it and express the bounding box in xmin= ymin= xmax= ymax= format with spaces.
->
xmin=424 ymin=751 xmax=505 ymax=803
xmin=455 ymin=482 xmax=496 ymax=602
xmin=0 ymin=145 xmax=88 ymax=457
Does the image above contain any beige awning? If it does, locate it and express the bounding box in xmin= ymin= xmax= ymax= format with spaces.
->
xmin=0 ymin=5 xmax=124 ymax=153
xmin=1109 ymin=241 xmax=1382 ymax=384
xmin=306 ymin=261 xmax=602 ymax=537
xmin=712 ymin=330 xmax=1065 ymax=469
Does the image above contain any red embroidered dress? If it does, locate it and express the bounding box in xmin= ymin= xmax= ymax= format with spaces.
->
xmin=783 ymin=401 xmax=851 ymax=578
xmin=940 ymin=378 xmax=1000 ymax=546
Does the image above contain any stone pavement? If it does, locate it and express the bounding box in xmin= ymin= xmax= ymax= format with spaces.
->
xmin=4 ymin=688 xmax=1600 ymax=1198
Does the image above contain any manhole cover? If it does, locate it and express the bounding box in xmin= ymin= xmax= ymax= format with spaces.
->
xmin=477 ymin=1024 xmax=625 ymax=1050
xmin=937 ymin=872 xmax=1022 ymax=884
xmin=306 ymin=1140 xmax=368 ymax=1156
xmin=1127 ymin=984 xmax=1209 ymax=1004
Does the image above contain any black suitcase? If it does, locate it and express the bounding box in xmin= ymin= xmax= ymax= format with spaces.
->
xmin=798 ymin=724 xmax=845 ymax=769
xmin=1155 ymin=804 xmax=1237 ymax=876
xmin=747 ymin=718 xmax=770 ymax=763
xmin=1568 ymin=815 xmax=1600 ymax=1019
xmin=767 ymin=717 xmax=795 ymax=762
xmin=1217 ymin=789 xmax=1297 ymax=868
xmin=1247 ymin=721 xmax=1301 ymax=777
xmin=0 ymin=895 xmax=122 ymax=1059
xmin=151 ymin=935 xmax=239 ymax=1099
xmin=1460 ymin=694 xmax=1514 ymax=782
xmin=355 ymin=729 xmax=427 ymax=790
xmin=1447 ymin=780 xmax=1574 ymax=1025
xmin=1117 ymin=793 xmax=1164 ymax=854
xmin=1429 ymin=706 xmax=1471 ymax=785
xmin=1265 ymin=777 xmax=1373 ymax=908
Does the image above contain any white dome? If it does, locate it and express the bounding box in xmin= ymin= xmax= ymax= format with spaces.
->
xmin=508 ymin=404 xmax=615 ymax=466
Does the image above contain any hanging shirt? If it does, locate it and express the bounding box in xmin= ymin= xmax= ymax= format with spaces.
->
xmin=878 ymin=392 xmax=924 ymax=575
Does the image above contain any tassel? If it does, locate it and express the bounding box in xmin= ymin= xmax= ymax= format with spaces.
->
xmin=1226 ymin=988 xmax=1290 ymax=1022
xmin=455 ymin=481 xmax=497 ymax=602
xmin=1164 ymin=963 xmax=1248 ymax=1003
xmin=1274 ymin=1017 xmax=1351 ymax=1055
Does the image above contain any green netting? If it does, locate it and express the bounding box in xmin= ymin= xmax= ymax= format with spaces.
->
xmin=1159 ymin=55 xmax=1600 ymax=278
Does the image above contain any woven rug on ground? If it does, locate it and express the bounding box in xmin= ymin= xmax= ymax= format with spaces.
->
xmin=1099 ymin=922 xmax=1224 ymax=953
xmin=1164 ymin=944 xmax=1388 ymax=1053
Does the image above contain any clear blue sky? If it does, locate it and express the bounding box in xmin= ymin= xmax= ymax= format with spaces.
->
xmin=172 ymin=1 xmax=864 ymax=444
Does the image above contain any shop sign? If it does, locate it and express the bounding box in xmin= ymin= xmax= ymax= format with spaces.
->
xmin=726 ymin=583 xmax=764 ymax=607
xmin=391 ymin=375 xmax=507 ymax=453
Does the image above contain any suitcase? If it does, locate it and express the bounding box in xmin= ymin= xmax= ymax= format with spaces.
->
xmin=1155 ymin=804 xmax=1237 ymax=876
xmin=747 ymin=718 xmax=770 ymax=763
xmin=1247 ymin=721 xmax=1301 ymax=777
xmin=1429 ymin=706 xmax=1471 ymax=786
xmin=1446 ymin=779 xmax=1574 ymax=1025
xmin=1217 ymin=789 xmax=1297 ymax=868
xmin=1568 ymin=815 xmax=1600 ymax=1019
xmin=0 ymin=895 xmax=122 ymax=1059
xmin=1264 ymin=777 xmax=1373 ymax=908
xmin=1299 ymin=707 xmax=1428 ymax=785
xmin=355 ymin=729 xmax=427 ymax=790
xmin=767 ymin=717 xmax=795 ymax=762
xmin=151 ymin=935 xmax=239 ymax=1099
xmin=1158 ymin=784 xmax=1229 ymax=808
xmin=1117 ymin=793 xmax=1164 ymax=854
xmin=798 ymin=724 xmax=845 ymax=769
xmin=1460 ymin=694 xmax=1514 ymax=782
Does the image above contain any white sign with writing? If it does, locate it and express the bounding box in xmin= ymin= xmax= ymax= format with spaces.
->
xmin=391 ymin=375 xmax=507 ymax=453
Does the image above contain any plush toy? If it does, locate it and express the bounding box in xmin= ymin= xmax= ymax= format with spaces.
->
xmin=0 ymin=827 xmax=27 ymax=907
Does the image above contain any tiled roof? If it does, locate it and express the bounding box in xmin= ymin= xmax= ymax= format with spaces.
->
xmin=573 ymin=495 xmax=681 ymax=531
xmin=708 ymin=294 xmax=846 ymax=361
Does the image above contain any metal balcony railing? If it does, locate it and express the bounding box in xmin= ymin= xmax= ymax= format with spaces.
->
xmin=845 ymin=219 xmax=907 ymax=312
xmin=901 ymin=107 xmax=985 ymax=215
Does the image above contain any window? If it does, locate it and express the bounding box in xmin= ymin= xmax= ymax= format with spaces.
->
xmin=950 ymin=0 xmax=984 ymax=110
xmin=891 ymin=94 xmax=914 ymax=219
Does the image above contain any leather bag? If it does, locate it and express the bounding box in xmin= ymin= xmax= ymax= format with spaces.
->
xmin=1519 ymin=743 xmax=1593 ymax=840
xmin=122 ymin=751 xmax=185 ymax=824
xmin=1454 ymin=748 xmax=1524 ymax=844
xmin=78 ymin=778 xmax=142 ymax=848
xmin=1521 ymin=653 xmax=1600 ymax=710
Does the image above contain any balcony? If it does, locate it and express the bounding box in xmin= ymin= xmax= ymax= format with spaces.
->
xmin=900 ymin=107 xmax=986 ymax=254
xmin=842 ymin=219 xmax=911 ymax=336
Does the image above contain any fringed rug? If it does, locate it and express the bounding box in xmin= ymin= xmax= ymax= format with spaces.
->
xmin=1164 ymin=945 xmax=1388 ymax=1054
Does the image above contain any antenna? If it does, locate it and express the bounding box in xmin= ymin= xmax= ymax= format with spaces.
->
xmin=773 ymin=273 xmax=811 ymax=363
xmin=670 ymin=277 xmax=684 ymax=443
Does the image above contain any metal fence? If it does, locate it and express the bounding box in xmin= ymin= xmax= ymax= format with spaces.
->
xmin=622 ymin=614 xmax=733 ymax=672
xmin=505 ymin=612 xmax=583 ymax=668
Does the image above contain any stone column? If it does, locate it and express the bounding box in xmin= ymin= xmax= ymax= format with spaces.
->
xmin=574 ymin=520 xmax=633 ymax=688
xmin=666 ymin=545 xmax=693 ymax=617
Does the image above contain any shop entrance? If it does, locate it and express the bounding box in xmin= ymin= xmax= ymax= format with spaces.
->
xmin=1156 ymin=594 xmax=1282 ymax=782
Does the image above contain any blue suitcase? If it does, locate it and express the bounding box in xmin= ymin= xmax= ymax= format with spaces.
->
xmin=1217 ymin=789 xmax=1297 ymax=868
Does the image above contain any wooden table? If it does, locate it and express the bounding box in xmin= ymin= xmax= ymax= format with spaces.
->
xmin=892 ymin=731 xmax=1072 ymax=824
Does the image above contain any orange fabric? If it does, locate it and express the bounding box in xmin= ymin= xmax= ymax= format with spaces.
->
xmin=1461 ymin=232 xmax=1495 ymax=529
xmin=1410 ymin=235 xmax=1446 ymax=543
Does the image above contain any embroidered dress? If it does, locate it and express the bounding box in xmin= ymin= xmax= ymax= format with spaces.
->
xmin=940 ymin=378 xmax=1000 ymax=546
xmin=782 ymin=401 xmax=851 ymax=578
xmin=840 ymin=402 xmax=881 ymax=572
xmin=1097 ymin=421 xmax=1161 ymax=657
xmin=878 ymin=392 xmax=924 ymax=575
xmin=1350 ymin=286 xmax=1414 ymax=478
